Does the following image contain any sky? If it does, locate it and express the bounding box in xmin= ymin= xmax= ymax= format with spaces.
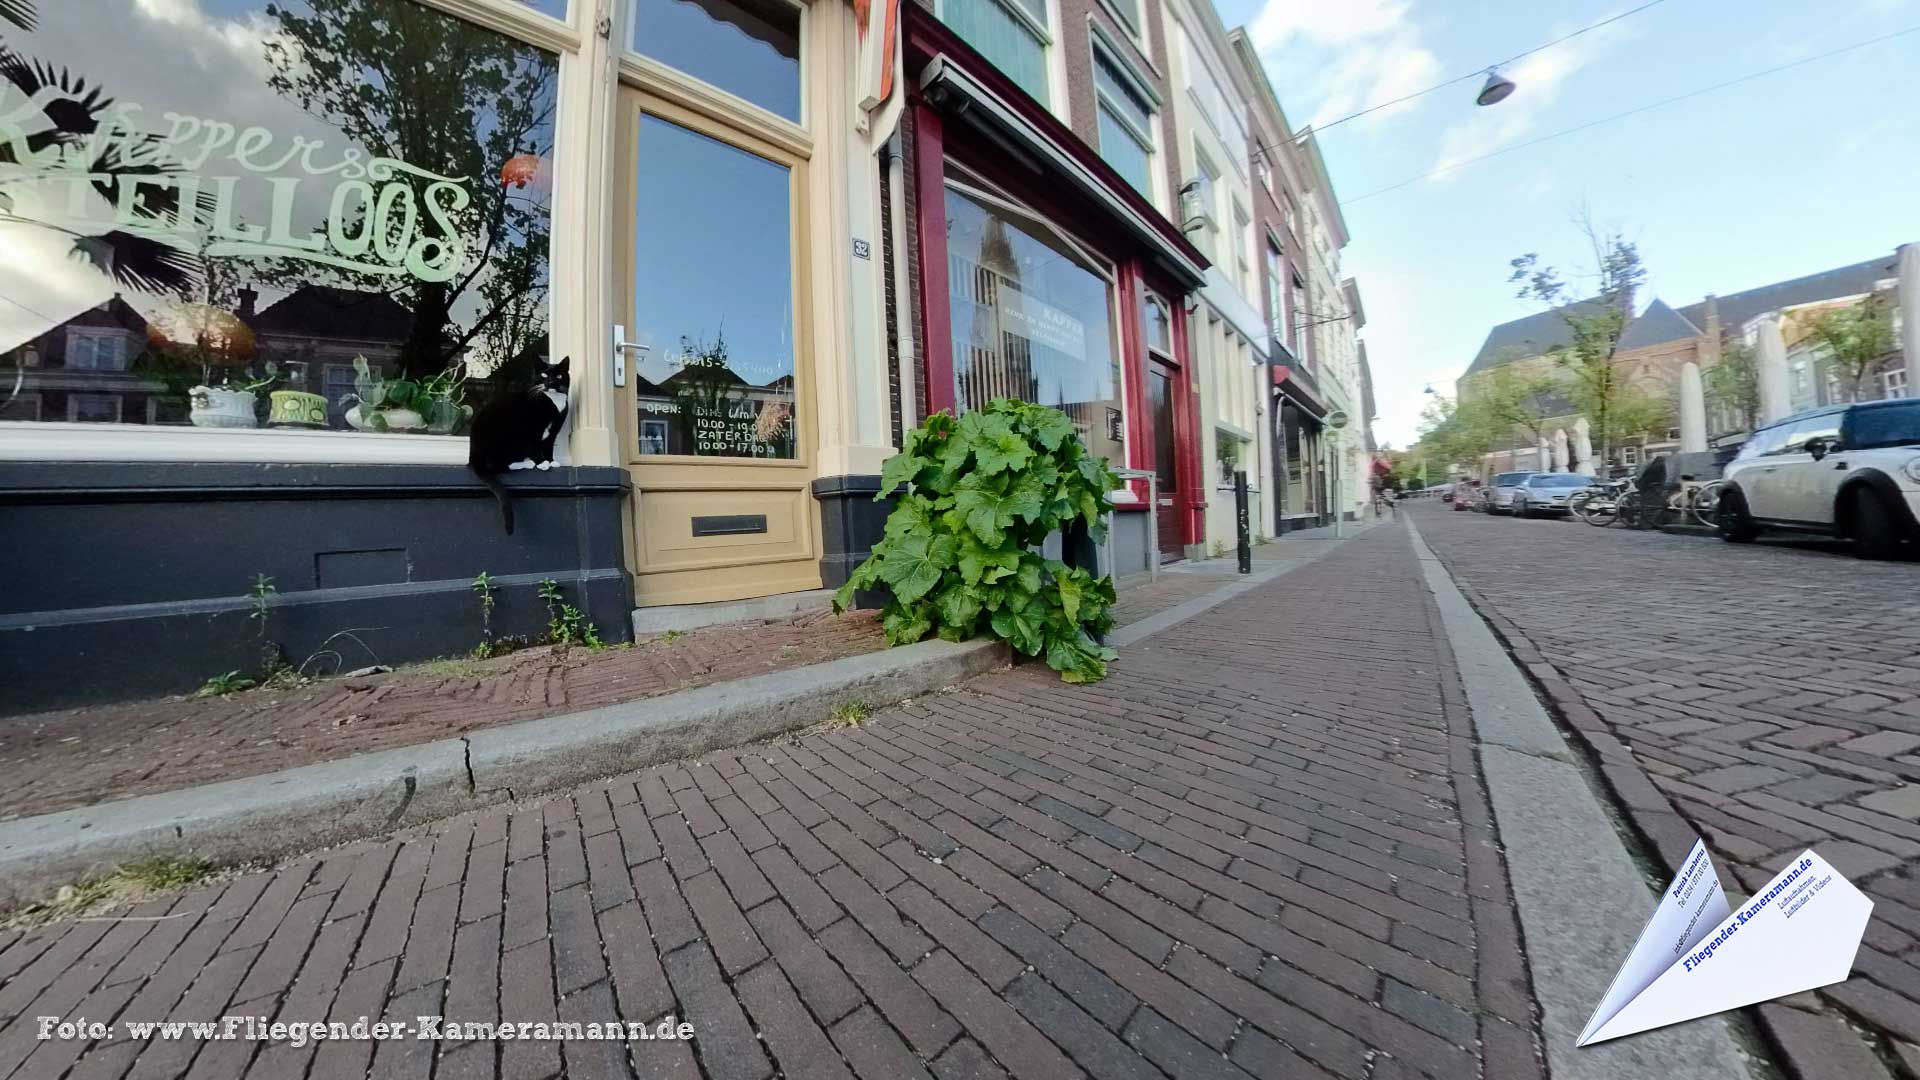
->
xmin=1211 ymin=0 xmax=1920 ymax=448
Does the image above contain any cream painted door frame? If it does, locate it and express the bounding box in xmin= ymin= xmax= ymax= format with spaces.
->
xmin=613 ymin=88 xmax=824 ymax=607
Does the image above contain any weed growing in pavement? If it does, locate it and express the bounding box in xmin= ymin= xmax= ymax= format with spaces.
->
xmin=829 ymin=700 xmax=873 ymax=728
xmin=3 ymin=855 xmax=217 ymax=928
xmin=658 ymin=629 xmax=687 ymax=645
xmin=195 ymin=670 xmax=256 ymax=697
xmin=472 ymin=572 xmax=502 ymax=657
xmin=248 ymin=573 xmax=293 ymax=685
xmin=539 ymin=578 xmax=604 ymax=649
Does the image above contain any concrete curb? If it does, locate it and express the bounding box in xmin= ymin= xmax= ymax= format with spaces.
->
xmin=0 ymin=637 xmax=1007 ymax=905
xmin=1421 ymin=535 xmax=1845 ymax=1080
xmin=1408 ymin=520 xmax=1757 ymax=1080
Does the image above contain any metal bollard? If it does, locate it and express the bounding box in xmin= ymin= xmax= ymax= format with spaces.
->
xmin=1235 ymin=470 xmax=1252 ymax=574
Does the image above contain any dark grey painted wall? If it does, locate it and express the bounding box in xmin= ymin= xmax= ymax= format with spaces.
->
xmin=1 ymin=463 xmax=633 ymax=715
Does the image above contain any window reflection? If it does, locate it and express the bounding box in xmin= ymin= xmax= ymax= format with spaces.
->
xmin=944 ymin=185 xmax=1124 ymax=464
xmin=0 ymin=0 xmax=558 ymax=436
xmin=632 ymin=116 xmax=797 ymax=458
xmin=632 ymin=0 xmax=802 ymax=122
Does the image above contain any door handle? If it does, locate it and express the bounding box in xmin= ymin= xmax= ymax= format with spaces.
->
xmin=611 ymin=325 xmax=649 ymax=387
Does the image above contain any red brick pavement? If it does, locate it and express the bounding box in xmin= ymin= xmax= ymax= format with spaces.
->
xmin=0 ymin=524 xmax=1545 ymax=1080
xmin=1415 ymin=503 xmax=1920 ymax=1079
xmin=0 ymin=611 xmax=886 ymax=823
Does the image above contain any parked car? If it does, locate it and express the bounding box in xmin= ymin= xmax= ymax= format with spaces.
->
xmin=1484 ymin=471 xmax=1542 ymax=515
xmin=1511 ymin=473 xmax=1599 ymax=518
xmin=1452 ymin=481 xmax=1479 ymax=510
xmin=1718 ymin=399 xmax=1920 ymax=558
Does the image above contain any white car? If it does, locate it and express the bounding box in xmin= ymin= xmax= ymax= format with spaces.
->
xmin=1719 ymin=399 xmax=1920 ymax=558
xmin=1511 ymin=473 xmax=1600 ymax=518
xmin=1484 ymin=471 xmax=1542 ymax=515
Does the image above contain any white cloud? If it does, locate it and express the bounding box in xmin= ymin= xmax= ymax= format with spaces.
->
xmin=1423 ymin=13 xmax=1637 ymax=182
xmin=1248 ymin=0 xmax=1442 ymax=132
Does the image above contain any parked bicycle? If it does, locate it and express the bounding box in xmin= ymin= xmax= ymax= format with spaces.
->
xmin=1570 ymin=477 xmax=1723 ymax=528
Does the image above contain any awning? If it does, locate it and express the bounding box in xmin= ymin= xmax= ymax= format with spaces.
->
xmin=1272 ymin=364 xmax=1328 ymax=419
xmin=917 ymin=53 xmax=1208 ymax=290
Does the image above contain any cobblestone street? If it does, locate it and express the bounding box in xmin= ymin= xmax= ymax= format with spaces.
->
xmin=0 ymin=524 xmax=1546 ymax=1080
xmin=1415 ymin=501 xmax=1920 ymax=1079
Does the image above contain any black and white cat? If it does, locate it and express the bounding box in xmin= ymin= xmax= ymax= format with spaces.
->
xmin=468 ymin=355 xmax=571 ymax=535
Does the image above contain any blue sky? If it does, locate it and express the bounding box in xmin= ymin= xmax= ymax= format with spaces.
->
xmin=1212 ymin=0 xmax=1920 ymax=446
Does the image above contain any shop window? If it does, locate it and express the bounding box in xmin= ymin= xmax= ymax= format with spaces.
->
xmin=938 ymin=0 xmax=1051 ymax=105
xmin=0 ymin=0 xmax=558 ymax=441
xmin=631 ymin=116 xmax=797 ymax=458
xmin=1093 ymin=46 xmax=1155 ymax=198
xmin=631 ymin=0 xmax=802 ymax=122
xmin=943 ymin=184 xmax=1124 ymax=465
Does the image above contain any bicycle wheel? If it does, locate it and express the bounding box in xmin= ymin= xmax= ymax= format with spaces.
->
xmin=1584 ymin=496 xmax=1618 ymax=527
xmin=1690 ymin=481 xmax=1725 ymax=528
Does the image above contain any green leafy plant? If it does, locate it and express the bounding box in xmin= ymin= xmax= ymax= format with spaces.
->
xmin=539 ymin=578 xmax=604 ymax=649
xmin=248 ymin=574 xmax=290 ymax=682
xmin=472 ymin=572 xmax=500 ymax=656
xmin=196 ymin=670 xmax=256 ymax=697
xmin=834 ymin=400 xmax=1122 ymax=683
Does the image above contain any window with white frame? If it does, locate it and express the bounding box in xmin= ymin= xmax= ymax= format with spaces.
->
xmin=0 ymin=0 xmax=558 ymax=441
xmin=938 ymin=0 xmax=1051 ymax=105
xmin=631 ymin=0 xmax=803 ymax=122
xmin=1190 ymin=146 xmax=1222 ymax=262
xmin=1092 ymin=43 xmax=1156 ymax=199
xmin=1103 ymin=0 xmax=1142 ymax=40
xmin=1884 ymin=367 xmax=1910 ymax=399
xmin=1264 ymin=240 xmax=1285 ymax=345
xmin=1291 ymin=274 xmax=1310 ymax=362
xmin=1180 ymin=34 xmax=1247 ymax=179
xmin=1231 ymin=202 xmax=1252 ymax=298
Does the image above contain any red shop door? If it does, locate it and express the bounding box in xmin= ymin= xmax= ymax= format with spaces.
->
xmin=1151 ymin=361 xmax=1182 ymax=564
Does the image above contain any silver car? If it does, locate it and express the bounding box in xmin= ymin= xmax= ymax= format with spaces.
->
xmin=1485 ymin=471 xmax=1542 ymax=515
xmin=1512 ymin=473 xmax=1599 ymax=518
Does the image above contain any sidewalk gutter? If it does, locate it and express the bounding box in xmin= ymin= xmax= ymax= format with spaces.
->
xmin=1408 ymin=520 xmax=1760 ymax=1080
xmin=0 ymin=637 xmax=1007 ymax=905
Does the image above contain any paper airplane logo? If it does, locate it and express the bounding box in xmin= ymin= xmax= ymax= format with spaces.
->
xmin=1579 ymin=838 xmax=1872 ymax=1045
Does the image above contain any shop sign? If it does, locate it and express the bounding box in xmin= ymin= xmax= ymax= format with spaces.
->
xmin=0 ymin=100 xmax=471 ymax=283
xmin=997 ymin=281 xmax=1086 ymax=358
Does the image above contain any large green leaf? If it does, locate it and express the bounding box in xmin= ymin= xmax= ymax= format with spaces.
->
xmin=878 ymin=450 xmax=925 ymax=499
xmin=953 ymin=479 xmax=1043 ymax=546
xmin=990 ymin=607 xmax=1045 ymax=655
xmin=973 ymin=430 xmax=1034 ymax=476
xmin=876 ymin=533 xmax=956 ymax=603
xmin=1025 ymin=407 xmax=1076 ymax=451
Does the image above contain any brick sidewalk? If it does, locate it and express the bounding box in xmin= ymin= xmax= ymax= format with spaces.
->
xmin=1414 ymin=503 xmax=1920 ymax=1079
xmin=0 ymin=531 xmax=1359 ymax=825
xmin=0 ymin=522 xmax=1544 ymax=1080
xmin=0 ymin=611 xmax=888 ymax=824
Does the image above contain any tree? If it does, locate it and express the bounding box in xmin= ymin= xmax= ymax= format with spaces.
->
xmin=1507 ymin=214 xmax=1664 ymax=464
xmin=1800 ymin=293 xmax=1896 ymax=403
xmin=262 ymin=0 xmax=558 ymax=379
xmin=1702 ymin=338 xmax=1760 ymax=433
xmin=1455 ymin=363 xmax=1564 ymax=465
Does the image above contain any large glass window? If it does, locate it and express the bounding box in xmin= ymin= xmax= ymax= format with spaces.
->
xmin=1094 ymin=49 xmax=1154 ymax=198
xmin=631 ymin=116 xmax=797 ymax=458
xmin=944 ymin=185 xmax=1123 ymax=465
xmin=0 ymin=0 xmax=557 ymax=438
xmin=939 ymin=0 xmax=1050 ymax=105
xmin=631 ymin=0 xmax=802 ymax=122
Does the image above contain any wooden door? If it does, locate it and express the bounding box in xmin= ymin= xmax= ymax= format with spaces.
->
xmin=615 ymin=91 xmax=821 ymax=606
xmin=1151 ymin=361 xmax=1182 ymax=563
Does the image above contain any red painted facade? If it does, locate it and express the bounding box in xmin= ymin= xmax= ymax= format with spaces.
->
xmin=901 ymin=9 xmax=1209 ymax=558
